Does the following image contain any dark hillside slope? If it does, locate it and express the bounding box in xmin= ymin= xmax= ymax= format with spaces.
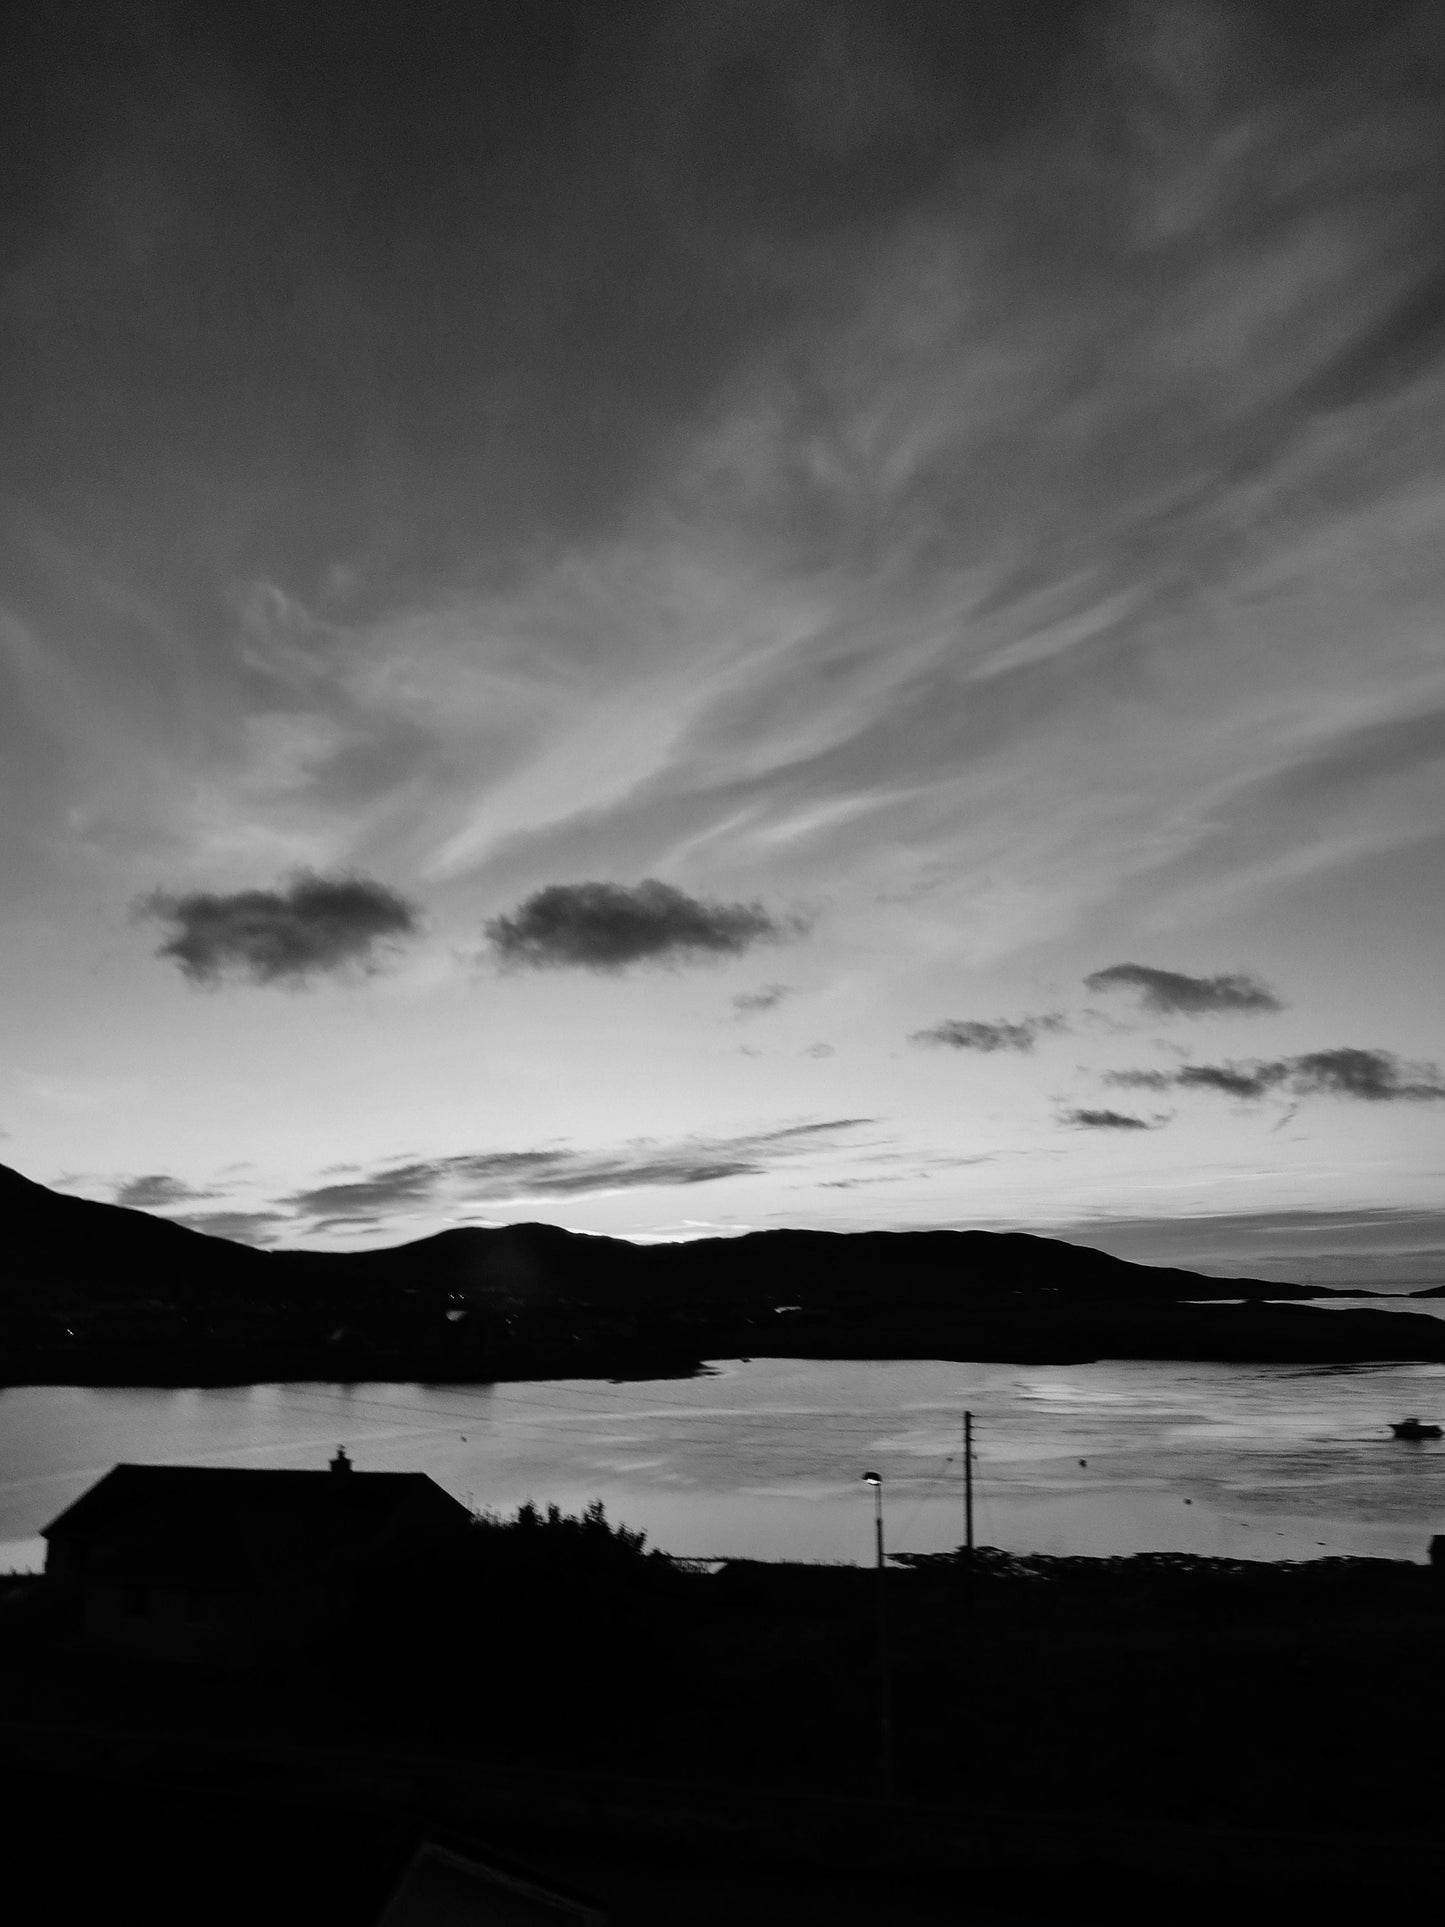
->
xmin=4 ymin=1161 xmax=1434 ymax=1385
xmin=1 ymin=1161 xmax=271 ymax=1298
xmin=0 ymin=1162 xmax=1324 ymax=1313
xmin=276 ymin=1219 xmax=1320 ymax=1307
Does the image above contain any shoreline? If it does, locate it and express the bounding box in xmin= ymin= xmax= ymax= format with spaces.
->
xmin=10 ymin=1298 xmax=1445 ymax=1393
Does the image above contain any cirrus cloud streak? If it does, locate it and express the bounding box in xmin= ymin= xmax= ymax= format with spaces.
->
xmin=282 ymin=1116 xmax=877 ymax=1224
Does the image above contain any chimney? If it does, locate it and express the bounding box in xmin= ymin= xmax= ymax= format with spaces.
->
xmin=330 ymin=1446 xmax=353 ymax=1475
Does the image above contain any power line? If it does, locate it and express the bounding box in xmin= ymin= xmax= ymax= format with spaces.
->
xmin=888 ymin=1454 xmax=960 ymax=1552
xmin=195 ymin=1377 xmax=930 ymax=1448
xmin=199 ymin=1372 xmax=981 ymax=1434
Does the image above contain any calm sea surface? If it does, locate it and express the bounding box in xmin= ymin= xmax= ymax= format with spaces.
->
xmin=5 ymin=1315 xmax=1445 ymax=1572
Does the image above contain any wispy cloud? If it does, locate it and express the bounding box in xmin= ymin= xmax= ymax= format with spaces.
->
xmin=1106 ymin=1068 xmax=1179 ymax=1091
xmin=7 ymin=6 xmax=1445 ymax=1252
xmin=113 ymin=1173 xmax=215 ymax=1209
xmin=1041 ymin=1206 xmax=1445 ymax=1285
xmin=483 ymin=880 xmax=800 ymax=973
xmin=282 ymin=1117 xmax=875 ymax=1223
xmin=1175 ymin=1063 xmax=1284 ymax=1099
xmin=139 ymin=871 xmax=419 ymax=987
xmin=281 ymin=1161 xmax=440 ymax=1219
xmin=14 ymin=5 xmax=1443 ymax=973
xmin=1288 ymin=1049 xmax=1445 ymax=1101
xmin=731 ymin=982 xmax=794 ymax=1018
xmin=1083 ymin=965 xmax=1283 ymax=1017
xmin=910 ymin=1014 xmax=1065 ymax=1053
xmin=1107 ymin=1047 xmax=1445 ymax=1104
xmin=1059 ymin=1107 xmax=1162 ymax=1131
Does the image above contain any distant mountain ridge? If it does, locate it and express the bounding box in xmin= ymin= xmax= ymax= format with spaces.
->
xmin=2 ymin=1157 xmax=1302 ymax=1304
xmin=5 ymin=1160 xmax=1439 ymax=1383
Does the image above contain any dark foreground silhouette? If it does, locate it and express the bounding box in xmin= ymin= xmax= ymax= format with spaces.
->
xmin=4 ymin=1497 xmax=1444 ymax=1921
xmin=5 ymin=1158 xmax=1440 ymax=1385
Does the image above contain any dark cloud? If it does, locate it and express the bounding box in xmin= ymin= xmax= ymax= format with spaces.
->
xmin=1108 ymin=1048 xmax=1445 ymax=1104
xmin=1060 ymin=1108 xmax=1160 ymax=1131
xmin=1174 ymin=1062 xmax=1283 ymax=1099
xmin=113 ymin=1174 xmax=215 ymax=1209
xmin=139 ymin=872 xmax=420 ymax=987
xmin=1083 ymin=964 xmax=1283 ymax=1017
xmin=280 ymin=1161 xmax=440 ymax=1219
xmin=483 ymin=880 xmax=797 ymax=973
xmin=910 ymin=1014 xmax=1065 ymax=1053
xmin=1289 ymin=1048 xmax=1445 ymax=1102
xmin=283 ymin=1117 xmax=874 ymax=1219
xmin=731 ymin=983 xmax=794 ymax=1018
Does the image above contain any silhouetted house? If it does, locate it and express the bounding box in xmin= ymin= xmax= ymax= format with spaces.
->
xmin=41 ymin=1449 xmax=473 ymax=1665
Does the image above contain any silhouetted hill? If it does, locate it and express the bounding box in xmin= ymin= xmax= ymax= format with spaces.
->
xmin=275 ymin=1218 xmax=613 ymax=1303
xmin=0 ymin=1161 xmax=270 ymax=1294
xmin=279 ymin=1217 xmax=1316 ymax=1307
xmin=2 ymin=1161 xmax=1313 ymax=1309
xmin=4 ymin=1160 xmax=1436 ymax=1385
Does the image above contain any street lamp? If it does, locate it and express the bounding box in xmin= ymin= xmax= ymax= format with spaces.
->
xmin=862 ymin=1473 xmax=895 ymax=1801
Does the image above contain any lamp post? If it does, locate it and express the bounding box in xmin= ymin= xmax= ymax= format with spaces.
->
xmin=862 ymin=1472 xmax=896 ymax=1802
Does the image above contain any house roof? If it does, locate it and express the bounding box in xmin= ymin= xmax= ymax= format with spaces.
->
xmin=43 ymin=1463 xmax=473 ymax=1584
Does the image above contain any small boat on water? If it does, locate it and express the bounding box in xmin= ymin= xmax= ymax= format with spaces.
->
xmin=1390 ymin=1417 xmax=1443 ymax=1440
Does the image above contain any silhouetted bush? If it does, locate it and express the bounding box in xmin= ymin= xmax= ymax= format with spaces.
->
xmin=471 ymin=1497 xmax=650 ymax=1566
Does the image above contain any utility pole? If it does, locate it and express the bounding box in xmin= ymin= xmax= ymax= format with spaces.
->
xmin=963 ymin=1410 xmax=975 ymax=1617
xmin=862 ymin=1472 xmax=896 ymax=1802
xmin=963 ymin=1410 xmax=974 ymax=1558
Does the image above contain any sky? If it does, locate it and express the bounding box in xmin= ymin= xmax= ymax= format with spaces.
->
xmin=3 ymin=0 xmax=1445 ymax=1283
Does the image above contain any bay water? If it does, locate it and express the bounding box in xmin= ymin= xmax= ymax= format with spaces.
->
xmin=4 ymin=1328 xmax=1445 ymax=1572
